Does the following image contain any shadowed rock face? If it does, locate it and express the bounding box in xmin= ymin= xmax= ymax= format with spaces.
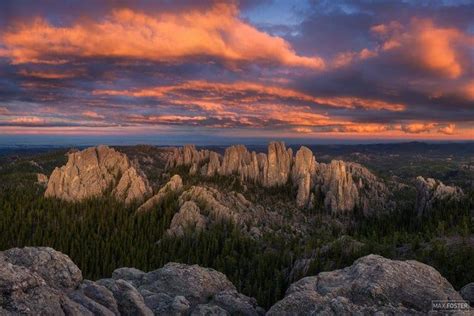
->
xmin=1 ymin=247 xmax=468 ymax=315
xmin=0 ymin=247 xmax=262 ymax=315
xmin=165 ymin=141 xmax=389 ymax=214
xmin=268 ymin=254 xmax=465 ymax=315
xmin=415 ymin=176 xmax=464 ymax=216
xmin=460 ymin=283 xmax=474 ymax=305
xmin=45 ymin=145 xmax=151 ymax=204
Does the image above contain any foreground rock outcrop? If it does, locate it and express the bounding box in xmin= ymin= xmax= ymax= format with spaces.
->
xmin=1 ymin=247 xmax=469 ymax=315
xmin=268 ymin=254 xmax=465 ymax=315
xmin=460 ymin=282 xmax=474 ymax=305
xmin=166 ymin=142 xmax=388 ymax=214
xmin=45 ymin=145 xmax=152 ymax=204
xmin=415 ymin=176 xmax=464 ymax=216
xmin=0 ymin=247 xmax=261 ymax=315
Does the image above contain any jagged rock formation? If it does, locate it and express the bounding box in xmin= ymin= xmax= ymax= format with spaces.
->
xmin=166 ymin=142 xmax=388 ymax=214
xmin=172 ymin=186 xmax=250 ymax=229
xmin=415 ymin=176 xmax=464 ymax=216
xmin=264 ymin=141 xmax=293 ymax=187
xmin=45 ymin=145 xmax=151 ymax=204
xmin=315 ymin=161 xmax=388 ymax=215
xmin=291 ymin=146 xmax=317 ymax=207
xmin=268 ymin=254 xmax=465 ymax=315
xmin=165 ymin=145 xmax=210 ymax=172
xmin=460 ymin=283 xmax=474 ymax=305
xmin=137 ymin=173 xmax=298 ymax=237
xmin=36 ymin=173 xmax=48 ymax=186
xmin=167 ymin=201 xmax=207 ymax=237
xmin=137 ymin=175 xmax=183 ymax=213
xmin=164 ymin=184 xmax=292 ymax=238
xmin=0 ymin=247 xmax=262 ymax=315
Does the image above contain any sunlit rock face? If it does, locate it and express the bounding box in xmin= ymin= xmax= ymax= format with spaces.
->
xmin=137 ymin=174 xmax=183 ymax=213
xmin=45 ymin=145 xmax=151 ymax=204
xmin=415 ymin=176 xmax=464 ymax=216
xmin=262 ymin=141 xmax=293 ymax=187
xmin=165 ymin=141 xmax=389 ymax=214
xmin=291 ymin=146 xmax=317 ymax=208
xmin=36 ymin=173 xmax=48 ymax=186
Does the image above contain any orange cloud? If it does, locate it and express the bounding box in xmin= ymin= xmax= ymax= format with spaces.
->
xmin=372 ymin=19 xmax=468 ymax=78
xmin=338 ymin=124 xmax=390 ymax=133
xmin=82 ymin=111 xmax=104 ymax=119
xmin=401 ymin=122 xmax=436 ymax=134
xmin=94 ymin=80 xmax=406 ymax=112
xmin=333 ymin=48 xmax=378 ymax=68
xmin=293 ymin=127 xmax=313 ymax=134
xmin=1 ymin=4 xmax=324 ymax=69
xmin=463 ymin=81 xmax=474 ymax=100
xmin=17 ymin=69 xmax=80 ymax=79
xmin=438 ymin=124 xmax=455 ymax=135
xmin=127 ymin=114 xmax=207 ymax=124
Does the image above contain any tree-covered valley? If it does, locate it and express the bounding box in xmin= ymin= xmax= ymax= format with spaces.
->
xmin=1 ymin=142 xmax=473 ymax=311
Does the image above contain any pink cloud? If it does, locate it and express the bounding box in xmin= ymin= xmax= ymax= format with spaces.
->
xmin=94 ymin=80 xmax=406 ymax=112
xmin=372 ymin=18 xmax=470 ymax=78
xmin=82 ymin=111 xmax=104 ymax=119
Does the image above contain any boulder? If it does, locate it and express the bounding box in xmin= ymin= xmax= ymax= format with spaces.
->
xmin=78 ymin=280 xmax=120 ymax=315
xmin=0 ymin=246 xmax=262 ymax=315
xmin=268 ymin=254 xmax=464 ymax=315
xmin=460 ymin=282 xmax=474 ymax=305
xmin=0 ymin=247 xmax=83 ymax=315
xmin=2 ymin=246 xmax=82 ymax=290
xmin=112 ymin=267 xmax=146 ymax=288
xmin=45 ymin=145 xmax=151 ymax=204
xmin=96 ymin=278 xmax=153 ymax=316
xmin=415 ymin=176 xmax=464 ymax=216
xmin=138 ymin=262 xmax=261 ymax=314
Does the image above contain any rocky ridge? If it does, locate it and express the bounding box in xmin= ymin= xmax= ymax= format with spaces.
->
xmin=0 ymin=247 xmax=262 ymax=315
xmin=1 ymin=247 xmax=470 ymax=315
xmin=415 ymin=176 xmax=464 ymax=216
xmin=166 ymin=142 xmax=388 ymax=214
xmin=45 ymin=145 xmax=152 ymax=204
xmin=137 ymin=174 xmax=298 ymax=238
xmin=137 ymin=174 xmax=183 ymax=213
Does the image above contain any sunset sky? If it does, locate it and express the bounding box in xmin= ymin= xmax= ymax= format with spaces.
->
xmin=0 ymin=0 xmax=473 ymax=144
